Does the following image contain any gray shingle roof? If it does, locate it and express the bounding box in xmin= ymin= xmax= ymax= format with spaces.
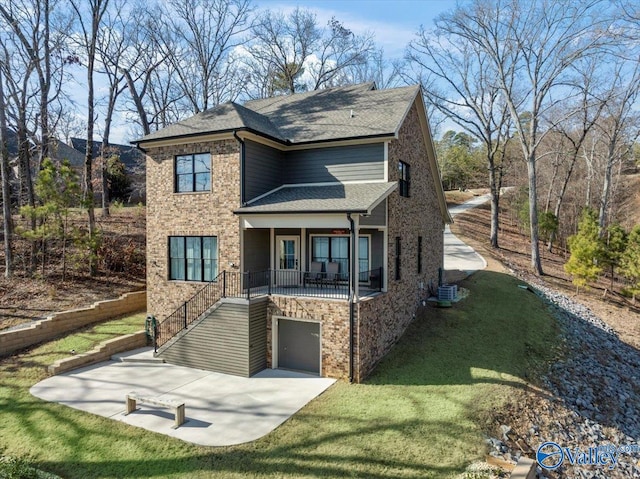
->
xmin=135 ymin=83 xmax=421 ymax=145
xmin=244 ymin=84 xmax=419 ymax=144
xmin=137 ymin=102 xmax=285 ymax=143
xmin=234 ymin=182 xmax=397 ymax=214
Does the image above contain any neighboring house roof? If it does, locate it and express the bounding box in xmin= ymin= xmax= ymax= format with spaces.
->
xmin=3 ymin=130 xmax=84 ymax=166
xmin=234 ymin=182 xmax=397 ymax=215
xmin=70 ymin=138 xmax=144 ymax=171
xmin=133 ymin=82 xmax=421 ymax=146
xmin=3 ymin=129 xmax=36 ymax=158
xmin=49 ymin=139 xmax=85 ymax=166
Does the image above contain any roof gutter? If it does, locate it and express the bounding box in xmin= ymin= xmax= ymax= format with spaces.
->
xmin=347 ymin=212 xmax=356 ymax=384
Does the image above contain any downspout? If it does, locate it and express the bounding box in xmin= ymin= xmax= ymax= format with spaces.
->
xmin=347 ymin=213 xmax=355 ymax=383
xmin=233 ymin=131 xmax=246 ymax=205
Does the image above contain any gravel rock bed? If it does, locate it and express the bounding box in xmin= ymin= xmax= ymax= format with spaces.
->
xmin=489 ymin=270 xmax=640 ymax=478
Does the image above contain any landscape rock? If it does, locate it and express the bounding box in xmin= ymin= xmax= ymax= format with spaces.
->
xmin=491 ymin=269 xmax=640 ymax=478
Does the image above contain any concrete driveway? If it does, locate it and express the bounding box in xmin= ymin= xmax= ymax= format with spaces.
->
xmin=444 ymin=193 xmax=489 ymax=273
xmin=30 ymin=348 xmax=335 ymax=446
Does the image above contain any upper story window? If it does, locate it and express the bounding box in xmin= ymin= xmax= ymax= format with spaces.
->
xmin=398 ymin=161 xmax=410 ymax=197
xmin=175 ymin=153 xmax=211 ymax=193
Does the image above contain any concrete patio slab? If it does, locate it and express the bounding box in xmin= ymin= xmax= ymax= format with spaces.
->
xmin=30 ymin=352 xmax=335 ymax=446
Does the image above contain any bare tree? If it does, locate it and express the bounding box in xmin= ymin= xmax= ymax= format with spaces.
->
xmin=70 ymin=0 xmax=110 ymax=276
xmin=446 ymin=0 xmax=613 ymax=275
xmin=407 ymin=14 xmax=513 ymax=249
xmin=119 ymin=3 xmax=170 ymax=135
xmin=94 ymin=0 xmax=138 ymax=215
xmin=160 ymin=0 xmax=252 ymax=114
xmin=248 ymin=7 xmax=374 ymax=96
xmin=0 ymin=0 xmax=69 ymax=167
xmin=541 ymin=57 xmax=609 ymax=250
xmin=595 ymin=60 xmax=640 ymax=231
xmin=0 ymin=68 xmax=13 ymax=278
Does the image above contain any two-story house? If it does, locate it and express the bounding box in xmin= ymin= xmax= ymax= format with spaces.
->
xmin=133 ymin=82 xmax=451 ymax=383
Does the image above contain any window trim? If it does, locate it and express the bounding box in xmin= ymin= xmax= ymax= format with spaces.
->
xmin=398 ymin=160 xmax=410 ymax=197
xmin=309 ymin=233 xmax=372 ymax=281
xmin=174 ymin=152 xmax=211 ymax=193
xmin=168 ymin=235 xmax=218 ymax=282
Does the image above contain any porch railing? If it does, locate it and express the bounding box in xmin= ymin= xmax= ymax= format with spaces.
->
xmin=153 ymin=267 xmax=383 ymax=352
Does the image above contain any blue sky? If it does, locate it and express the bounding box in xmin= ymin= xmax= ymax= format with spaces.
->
xmin=254 ymin=0 xmax=453 ymax=58
xmin=96 ymin=1 xmax=455 ymax=144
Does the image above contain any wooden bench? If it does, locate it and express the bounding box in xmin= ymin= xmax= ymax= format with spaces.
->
xmin=125 ymin=391 xmax=186 ymax=429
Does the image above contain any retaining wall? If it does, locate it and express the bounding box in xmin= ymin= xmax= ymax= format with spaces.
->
xmin=0 ymin=291 xmax=146 ymax=357
xmin=48 ymin=331 xmax=147 ymax=375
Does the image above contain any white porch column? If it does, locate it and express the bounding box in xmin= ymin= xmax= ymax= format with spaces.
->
xmin=269 ymin=228 xmax=275 ymax=271
xmin=300 ymin=227 xmax=306 ymax=272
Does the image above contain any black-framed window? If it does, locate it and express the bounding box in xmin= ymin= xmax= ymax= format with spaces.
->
xmin=169 ymin=236 xmax=218 ymax=281
xmin=311 ymin=235 xmax=370 ymax=280
xmin=399 ymin=161 xmax=410 ymax=197
xmin=175 ymin=153 xmax=211 ymax=192
xmin=395 ymin=236 xmax=401 ymax=280
xmin=418 ymin=236 xmax=423 ymax=274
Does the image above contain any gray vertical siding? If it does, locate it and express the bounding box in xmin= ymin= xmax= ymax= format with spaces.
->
xmin=249 ymin=298 xmax=268 ymax=376
xmin=244 ymin=140 xmax=283 ymax=201
xmin=360 ymin=199 xmax=386 ymax=226
xmin=244 ymin=229 xmax=270 ymax=273
xmin=159 ymin=299 xmax=267 ymax=377
xmin=284 ymin=143 xmax=384 ymax=184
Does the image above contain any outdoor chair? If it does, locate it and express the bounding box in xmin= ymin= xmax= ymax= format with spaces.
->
xmin=323 ymin=262 xmax=340 ymax=289
xmin=304 ymin=261 xmax=324 ymax=288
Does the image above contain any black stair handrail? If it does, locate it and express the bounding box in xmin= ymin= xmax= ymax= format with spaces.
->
xmin=154 ymin=270 xmax=244 ymax=352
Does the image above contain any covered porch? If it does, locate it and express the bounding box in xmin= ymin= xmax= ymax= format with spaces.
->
xmin=235 ymin=182 xmax=395 ymax=301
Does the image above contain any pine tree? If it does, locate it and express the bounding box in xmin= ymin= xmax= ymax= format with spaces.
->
xmin=564 ymin=208 xmax=603 ymax=293
xmin=620 ymin=225 xmax=640 ymax=303
xmin=19 ymin=159 xmax=81 ymax=279
xmin=602 ymin=223 xmax=627 ymax=291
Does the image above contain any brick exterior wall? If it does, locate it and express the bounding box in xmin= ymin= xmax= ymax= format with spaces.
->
xmin=355 ymin=101 xmax=445 ymax=382
xmin=143 ymin=99 xmax=444 ymax=383
xmin=145 ymin=139 xmax=241 ymax=319
xmin=267 ymin=296 xmax=351 ymax=380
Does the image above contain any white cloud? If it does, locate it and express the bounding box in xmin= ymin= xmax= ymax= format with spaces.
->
xmin=254 ymin=2 xmax=415 ymax=58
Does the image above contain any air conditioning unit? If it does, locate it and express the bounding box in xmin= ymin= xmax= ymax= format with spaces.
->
xmin=438 ymin=284 xmax=457 ymax=301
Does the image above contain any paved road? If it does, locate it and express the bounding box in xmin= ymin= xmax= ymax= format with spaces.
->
xmin=443 ymin=193 xmax=490 ymax=273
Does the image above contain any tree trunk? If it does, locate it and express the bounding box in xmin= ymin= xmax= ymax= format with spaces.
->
xmin=123 ymin=69 xmax=150 ymax=135
xmin=598 ymin=142 xmax=616 ymax=234
xmin=488 ymin=164 xmax=500 ymax=249
xmin=0 ymin=70 xmax=12 ymax=278
xmin=527 ymin=155 xmax=543 ymax=275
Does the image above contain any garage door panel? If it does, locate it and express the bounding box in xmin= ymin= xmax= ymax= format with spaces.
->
xmin=278 ymin=319 xmax=320 ymax=375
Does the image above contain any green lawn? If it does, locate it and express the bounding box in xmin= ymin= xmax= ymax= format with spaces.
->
xmin=0 ymin=271 xmax=559 ymax=478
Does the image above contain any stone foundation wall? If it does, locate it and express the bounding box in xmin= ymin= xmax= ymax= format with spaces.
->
xmin=267 ymin=295 xmax=351 ymax=380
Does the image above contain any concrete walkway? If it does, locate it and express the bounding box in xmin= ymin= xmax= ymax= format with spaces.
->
xmin=29 ymin=194 xmax=491 ymax=447
xmin=444 ymin=193 xmax=490 ymax=273
xmin=30 ymin=348 xmax=335 ymax=446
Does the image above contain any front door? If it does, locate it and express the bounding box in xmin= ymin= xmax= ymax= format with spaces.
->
xmin=276 ymin=235 xmax=300 ymax=285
